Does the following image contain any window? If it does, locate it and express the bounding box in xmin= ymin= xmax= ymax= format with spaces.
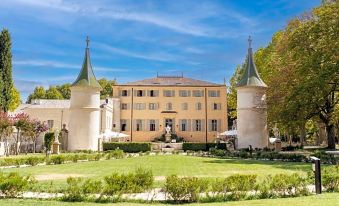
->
xmin=181 ymin=103 xmax=188 ymax=110
xmin=136 ymin=90 xmax=145 ymax=97
xmin=195 ymin=119 xmax=202 ymax=131
xmin=166 ymin=103 xmax=173 ymax=110
xmin=135 ymin=103 xmax=146 ymax=110
xmin=192 ymin=90 xmax=204 ymax=97
xmin=121 ymin=103 xmax=128 ymax=110
xmin=213 ymin=103 xmax=221 ymax=110
xmin=149 ymin=119 xmax=156 ymax=131
xmin=121 ymin=120 xmax=127 ymax=131
xmin=149 ymin=103 xmax=157 ymax=110
xmin=208 ymin=90 xmax=220 ymax=97
xmin=47 ymin=120 xmax=54 ymax=129
xmin=181 ymin=119 xmax=187 ymax=131
xmin=121 ymin=90 xmax=128 ymax=96
xmin=196 ymin=102 xmax=202 ymax=110
xmin=136 ymin=119 xmax=143 ymax=131
xmin=211 ymin=119 xmax=218 ymax=131
xmin=179 ymin=90 xmax=190 ymax=97
xmin=163 ymin=90 xmax=175 ymax=97
xmin=148 ymin=90 xmax=158 ymax=97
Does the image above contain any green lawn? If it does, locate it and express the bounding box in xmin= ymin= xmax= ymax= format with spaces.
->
xmin=1 ymin=155 xmax=311 ymax=192
xmin=1 ymin=193 xmax=339 ymax=206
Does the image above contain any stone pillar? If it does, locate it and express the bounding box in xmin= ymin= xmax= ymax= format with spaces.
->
xmin=275 ymin=139 xmax=282 ymax=152
xmin=61 ymin=124 xmax=68 ymax=151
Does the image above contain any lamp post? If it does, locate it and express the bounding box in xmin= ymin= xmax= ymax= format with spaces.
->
xmin=310 ymin=156 xmax=321 ymax=194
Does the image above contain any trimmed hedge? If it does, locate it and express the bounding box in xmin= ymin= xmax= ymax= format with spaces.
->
xmin=103 ymin=142 xmax=151 ymax=153
xmin=183 ymin=143 xmax=226 ymax=151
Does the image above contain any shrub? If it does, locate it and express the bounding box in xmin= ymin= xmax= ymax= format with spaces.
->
xmin=183 ymin=143 xmax=226 ymax=151
xmin=82 ymin=179 xmax=102 ymax=194
xmin=103 ymin=168 xmax=153 ymax=196
xmin=106 ymin=149 xmax=124 ymax=160
xmin=322 ymin=165 xmax=339 ymax=192
xmin=209 ymin=148 xmax=225 ymax=157
xmin=103 ymin=143 xmax=151 ymax=153
xmin=0 ymin=172 xmax=35 ymax=197
xmin=49 ymin=155 xmax=65 ymax=164
xmin=62 ymin=177 xmax=85 ymax=202
xmin=25 ymin=156 xmax=45 ymax=166
xmin=165 ymin=175 xmax=208 ymax=203
xmin=270 ymin=173 xmax=308 ymax=197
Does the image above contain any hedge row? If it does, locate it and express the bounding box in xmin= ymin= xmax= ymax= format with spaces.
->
xmin=182 ymin=143 xmax=226 ymax=151
xmin=103 ymin=142 xmax=151 ymax=153
xmin=0 ymin=153 xmax=110 ymax=167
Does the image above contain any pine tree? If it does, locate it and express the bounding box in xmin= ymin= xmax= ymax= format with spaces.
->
xmin=0 ymin=29 xmax=14 ymax=112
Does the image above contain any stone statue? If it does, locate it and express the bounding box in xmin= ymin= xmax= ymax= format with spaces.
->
xmin=165 ymin=125 xmax=171 ymax=143
xmin=165 ymin=125 xmax=171 ymax=134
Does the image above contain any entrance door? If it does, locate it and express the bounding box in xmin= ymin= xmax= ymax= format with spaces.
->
xmin=165 ymin=118 xmax=175 ymax=133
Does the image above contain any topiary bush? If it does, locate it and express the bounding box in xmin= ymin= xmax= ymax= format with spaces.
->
xmin=103 ymin=142 xmax=151 ymax=153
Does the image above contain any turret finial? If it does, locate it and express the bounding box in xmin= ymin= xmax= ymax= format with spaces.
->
xmin=86 ymin=36 xmax=90 ymax=48
xmin=248 ymin=35 xmax=252 ymax=49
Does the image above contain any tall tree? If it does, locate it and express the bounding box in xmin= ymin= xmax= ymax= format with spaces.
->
xmin=0 ymin=29 xmax=14 ymax=112
xmin=98 ymin=78 xmax=116 ymax=99
xmin=9 ymin=87 xmax=21 ymax=111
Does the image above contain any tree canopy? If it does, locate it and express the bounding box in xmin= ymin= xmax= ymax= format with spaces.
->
xmin=228 ymin=1 xmax=339 ymax=148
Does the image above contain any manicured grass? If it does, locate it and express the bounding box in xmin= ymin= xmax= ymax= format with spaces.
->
xmin=1 ymin=155 xmax=311 ymax=191
xmin=1 ymin=193 xmax=339 ymax=206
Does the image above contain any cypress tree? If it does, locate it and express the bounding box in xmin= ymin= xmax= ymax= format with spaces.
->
xmin=0 ymin=29 xmax=14 ymax=112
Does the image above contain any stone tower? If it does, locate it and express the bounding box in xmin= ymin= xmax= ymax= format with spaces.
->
xmin=68 ymin=37 xmax=102 ymax=151
xmin=236 ymin=36 xmax=268 ymax=149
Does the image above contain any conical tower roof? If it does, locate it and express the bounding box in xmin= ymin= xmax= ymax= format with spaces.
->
xmin=72 ymin=36 xmax=102 ymax=89
xmin=236 ymin=36 xmax=267 ymax=88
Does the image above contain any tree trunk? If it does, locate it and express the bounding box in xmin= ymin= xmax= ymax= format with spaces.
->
xmin=326 ymin=124 xmax=336 ymax=149
xmin=15 ymin=130 xmax=19 ymax=155
xmin=33 ymin=139 xmax=36 ymax=153
xmin=300 ymin=122 xmax=306 ymax=147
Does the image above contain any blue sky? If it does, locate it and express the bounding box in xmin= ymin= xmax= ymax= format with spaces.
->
xmin=0 ymin=0 xmax=320 ymax=101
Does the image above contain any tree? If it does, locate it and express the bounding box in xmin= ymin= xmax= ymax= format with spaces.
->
xmin=27 ymin=86 xmax=46 ymax=103
xmin=56 ymin=83 xmax=71 ymax=99
xmin=45 ymin=86 xmax=63 ymax=99
xmin=0 ymin=111 xmax=13 ymax=156
xmin=0 ymin=29 xmax=14 ymax=112
xmin=98 ymin=78 xmax=116 ymax=99
xmin=13 ymin=113 xmax=31 ymax=155
xmin=31 ymin=120 xmax=48 ymax=153
xmin=9 ymin=87 xmax=21 ymax=111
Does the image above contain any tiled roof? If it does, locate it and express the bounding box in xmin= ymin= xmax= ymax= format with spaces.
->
xmin=121 ymin=76 xmax=223 ymax=86
xmin=236 ymin=37 xmax=267 ymax=88
xmin=72 ymin=37 xmax=102 ymax=89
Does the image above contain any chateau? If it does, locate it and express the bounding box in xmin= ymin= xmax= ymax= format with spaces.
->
xmin=12 ymin=37 xmax=268 ymax=150
xmin=112 ymin=76 xmax=227 ymax=142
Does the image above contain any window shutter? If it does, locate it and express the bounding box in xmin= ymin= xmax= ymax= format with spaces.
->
xmin=201 ymin=119 xmax=205 ymax=131
xmin=187 ymin=119 xmax=191 ymax=131
xmin=146 ymin=120 xmax=150 ymax=131
xmin=127 ymin=90 xmax=131 ymax=96
xmin=217 ymin=90 xmax=220 ymax=97
xmin=155 ymin=120 xmax=159 ymax=131
xmin=143 ymin=90 xmax=146 ymax=97
xmin=208 ymin=120 xmax=212 ymax=132
xmin=179 ymin=120 xmax=182 ymax=131
xmin=155 ymin=90 xmax=159 ymax=97
xmin=217 ymin=119 xmax=221 ymax=132
xmin=126 ymin=120 xmax=130 ymax=131
xmin=218 ymin=103 xmax=221 ymax=110
xmin=133 ymin=90 xmax=137 ymax=96
xmin=133 ymin=120 xmax=137 ymax=131
xmin=147 ymin=90 xmax=150 ymax=96
xmin=172 ymin=119 xmax=175 ymax=133
xmin=188 ymin=90 xmax=191 ymax=97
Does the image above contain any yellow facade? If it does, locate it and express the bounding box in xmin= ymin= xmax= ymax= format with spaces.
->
xmin=112 ymin=77 xmax=227 ymax=142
